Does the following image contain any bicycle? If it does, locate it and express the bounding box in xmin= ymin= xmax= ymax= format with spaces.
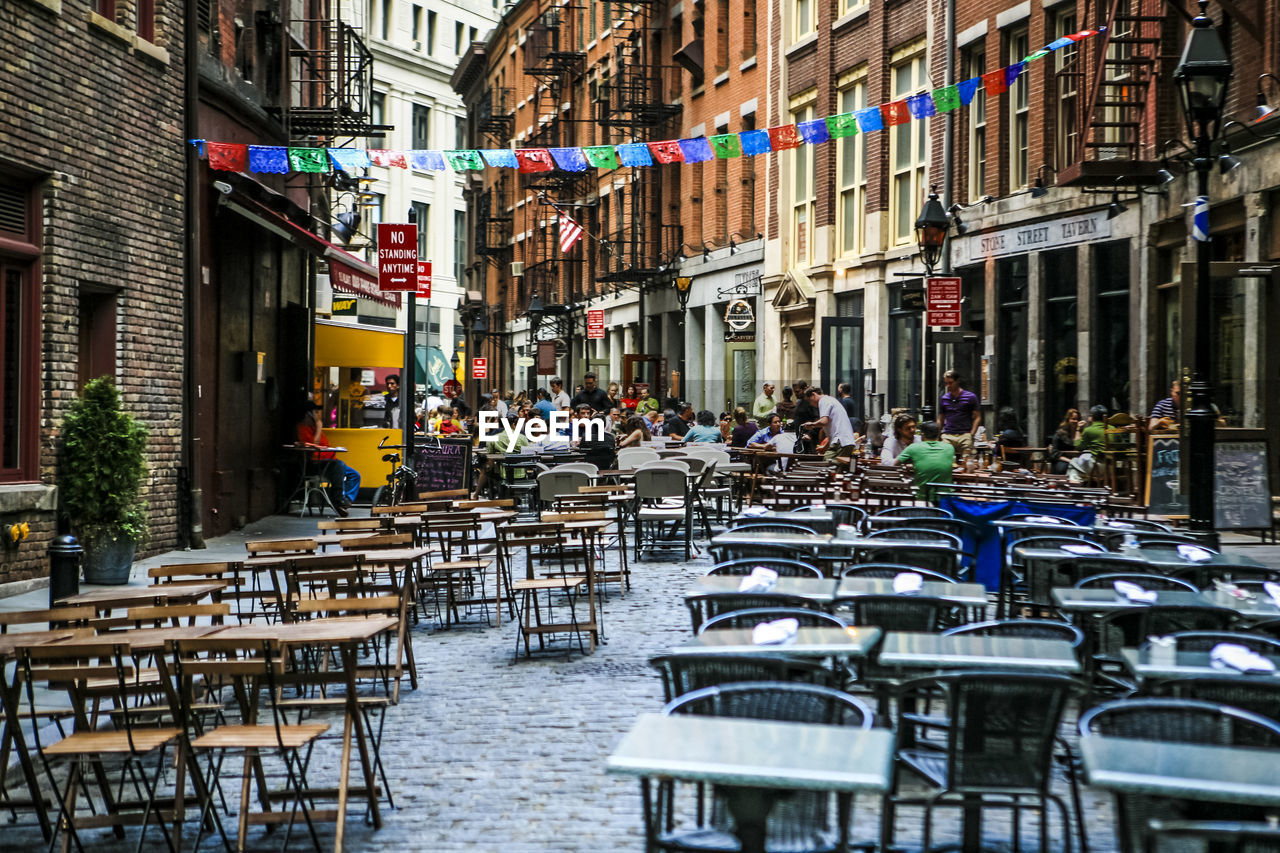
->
xmin=371 ymin=435 xmax=417 ymax=507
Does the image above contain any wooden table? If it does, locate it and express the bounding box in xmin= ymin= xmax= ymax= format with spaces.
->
xmin=607 ymin=713 xmax=894 ymax=853
xmin=875 ymin=632 xmax=1080 ymax=673
xmin=670 ymin=625 xmax=882 ymax=659
xmin=56 ymin=581 xmax=225 ymax=613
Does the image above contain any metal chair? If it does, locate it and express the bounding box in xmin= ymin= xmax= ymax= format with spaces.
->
xmin=686 ymin=592 xmax=827 ymax=633
xmin=874 ymin=506 xmax=954 ymax=520
xmin=617 ymin=447 xmax=660 ymax=469
xmin=1074 ymin=573 xmax=1198 ymax=592
xmin=873 ymin=515 xmax=976 ymax=541
xmin=709 ymin=557 xmax=823 ymax=578
xmin=1150 ymin=630 xmax=1280 ymax=655
xmin=841 ymin=563 xmax=956 ymax=584
xmin=699 ymin=607 xmax=846 ymax=634
xmin=866 ymin=526 xmax=963 ymax=550
xmin=821 ymin=503 xmax=869 ymax=533
xmin=943 ymin=618 xmax=1085 ymax=647
xmin=729 ymin=521 xmax=820 ymax=536
xmin=647 ymin=654 xmax=837 ymax=702
xmin=843 ymin=594 xmax=953 ymax=632
xmin=634 ymin=465 xmax=693 ymax=561
xmin=536 ymin=469 xmax=591 ymax=511
xmin=860 ymin=544 xmax=961 ymax=579
xmin=550 ymin=461 xmax=599 ymax=478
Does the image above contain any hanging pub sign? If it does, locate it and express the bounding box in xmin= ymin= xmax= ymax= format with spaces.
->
xmin=724 ymin=298 xmax=756 ymax=343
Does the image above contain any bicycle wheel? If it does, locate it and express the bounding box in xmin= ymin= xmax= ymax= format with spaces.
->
xmin=372 ymin=485 xmax=390 ymax=507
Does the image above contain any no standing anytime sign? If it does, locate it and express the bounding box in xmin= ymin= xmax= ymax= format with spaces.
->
xmin=377 ymin=224 xmax=418 ymax=292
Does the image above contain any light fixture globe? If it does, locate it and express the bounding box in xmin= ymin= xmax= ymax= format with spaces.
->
xmin=914 ymin=187 xmax=950 ymax=274
xmin=1172 ymin=0 xmax=1233 ymax=144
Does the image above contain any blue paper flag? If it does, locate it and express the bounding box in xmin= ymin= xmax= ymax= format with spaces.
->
xmin=480 ymin=149 xmax=519 ymax=168
xmin=957 ymin=77 xmax=983 ymax=106
xmin=617 ymin=143 xmax=654 ymax=167
xmin=854 ymin=107 xmax=884 ymax=133
xmin=328 ymin=148 xmax=372 ymax=171
xmin=248 ymin=145 xmax=289 ymax=174
xmin=408 ymin=150 xmax=447 ymax=171
xmin=797 ymin=119 xmax=830 ymax=145
xmin=1005 ymin=62 xmax=1025 ymax=86
xmin=678 ymin=137 xmax=713 ymax=163
xmin=907 ymin=93 xmax=937 ymax=119
xmin=189 ymin=139 xmax=206 ymax=157
xmin=1045 ymin=37 xmax=1074 ymax=51
xmin=740 ymin=129 xmax=771 ymax=156
xmin=550 ymin=148 xmax=589 ymax=171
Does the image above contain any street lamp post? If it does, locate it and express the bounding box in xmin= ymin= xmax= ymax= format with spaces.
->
xmin=527 ymin=292 xmax=545 ymax=393
xmin=915 ymin=187 xmax=951 ymax=423
xmin=673 ymin=275 xmax=693 ymax=403
xmin=1173 ymin=0 xmax=1233 ymax=544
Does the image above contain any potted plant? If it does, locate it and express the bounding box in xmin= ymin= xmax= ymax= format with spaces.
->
xmin=59 ymin=377 xmax=149 ymax=584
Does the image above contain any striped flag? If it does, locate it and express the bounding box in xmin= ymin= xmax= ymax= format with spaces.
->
xmin=558 ymin=211 xmax=584 ymax=253
xmin=1192 ymin=195 xmax=1209 ymax=242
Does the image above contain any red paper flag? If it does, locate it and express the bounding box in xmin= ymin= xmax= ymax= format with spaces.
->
xmin=206 ymin=142 xmax=248 ymax=172
xmin=516 ymin=149 xmax=555 ymax=172
xmin=368 ymin=149 xmax=408 ymax=168
xmin=982 ymin=69 xmax=1009 ymax=96
xmin=767 ymin=125 xmax=803 ymax=150
xmin=880 ymin=100 xmax=912 ymax=127
xmin=647 ymin=140 xmax=685 ymax=164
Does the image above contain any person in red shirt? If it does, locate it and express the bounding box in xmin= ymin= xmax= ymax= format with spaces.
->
xmin=296 ymin=402 xmax=360 ymax=514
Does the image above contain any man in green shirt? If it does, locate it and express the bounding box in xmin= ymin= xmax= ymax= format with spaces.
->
xmin=896 ymin=421 xmax=956 ymax=500
xmin=1075 ymin=405 xmax=1107 ymax=454
xmin=752 ymin=383 xmax=777 ymax=420
xmin=634 ymin=387 xmax=659 ymax=416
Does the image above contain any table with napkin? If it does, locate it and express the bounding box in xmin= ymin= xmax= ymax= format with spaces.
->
xmin=751 ymin=618 xmax=799 ymax=646
xmin=893 ymin=572 xmax=924 ymax=595
xmin=1114 ymin=580 xmax=1158 ymax=604
xmin=1210 ymin=643 xmax=1277 ymax=674
xmin=738 ymin=567 xmax=779 ymax=593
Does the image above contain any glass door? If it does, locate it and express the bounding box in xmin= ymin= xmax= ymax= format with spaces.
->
xmin=821 ymin=317 xmax=863 ymax=418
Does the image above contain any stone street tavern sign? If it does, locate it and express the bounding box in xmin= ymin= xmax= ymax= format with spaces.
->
xmin=950 ymin=211 xmax=1112 ymax=266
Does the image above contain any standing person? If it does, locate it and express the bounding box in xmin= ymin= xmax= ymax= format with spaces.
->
xmin=621 ymin=384 xmax=639 ymax=412
xmin=570 ymin=371 xmax=611 ymax=413
xmin=1148 ymin=380 xmax=1181 ymax=432
xmin=752 ymin=383 xmax=777 ymax=420
xmin=666 ymin=403 xmax=694 ymax=438
xmin=880 ymin=413 xmax=919 ymax=466
xmin=801 ymin=387 xmax=857 ymax=464
xmin=896 ymin=421 xmax=956 ymax=500
xmin=836 ymin=382 xmax=864 ymax=436
xmin=296 ymin=402 xmax=359 ymax=515
xmin=379 ymin=374 xmax=402 ymax=429
xmin=791 ymin=381 xmax=819 ymax=453
xmin=938 ymin=369 xmax=981 ymax=458
xmin=729 ymin=407 xmax=758 ymax=448
xmin=549 ymin=377 xmax=571 ymax=411
xmin=776 ymin=387 xmax=797 ymax=423
xmin=634 ymin=386 xmax=659 ymax=416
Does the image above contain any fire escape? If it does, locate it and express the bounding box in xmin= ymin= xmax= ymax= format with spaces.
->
xmin=476 ymin=88 xmax=514 ymax=270
xmin=595 ymin=1 xmax=683 ymax=286
xmin=281 ymin=1 xmax=387 ymax=141
xmin=1056 ymin=0 xmax=1167 ymax=187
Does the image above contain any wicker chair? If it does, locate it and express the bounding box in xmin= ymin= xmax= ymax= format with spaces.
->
xmin=841 ymin=563 xmax=956 ymax=584
xmin=685 ymin=593 xmax=827 ymax=633
xmin=648 ymin=655 xmax=836 ymax=702
xmin=699 ymin=607 xmax=846 ymax=634
xmin=874 ymin=506 xmax=954 ymax=520
xmin=708 ymin=558 xmax=823 ymax=578
xmin=1074 ymin=573 xmax=1198 ymax=592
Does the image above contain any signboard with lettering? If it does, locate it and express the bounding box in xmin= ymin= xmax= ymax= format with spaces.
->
xmin=442 ymin=378 xmax=462 ymax=398
xmin=377 ymin=224 xmax=418 ymax=291
xmin=1214 ymin=440 xmax=1271 ymax=530
xmin=951 ymin=211 xmax=1111 ymax=266
xmin=926 ymin=276 xmax=962 ymax=327
xmin=472 ymin=358 xmax=488 ymax=379
xmin=412 ymin=437 xmax=472 ymax=493
xmin=586 ymin=309 xmax=605 ymax=339
xmin=417 ymin=261 xmax=432 ymax=298
xmin=332 ymin=297 xmax=358 ymax=316
xmin=724 ymin=298 xmax=756 ymax=342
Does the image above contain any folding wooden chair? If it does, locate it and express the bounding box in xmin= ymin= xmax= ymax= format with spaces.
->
xmin=498 ymin=523 xmax=595 ymax=659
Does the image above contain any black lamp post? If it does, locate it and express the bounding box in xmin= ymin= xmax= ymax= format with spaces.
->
xmin=673 ymin=275 xmax=693 ymax=403
xmin=1173 ymin=0 xmax=1232 ymax=544
xmin=915 ymin=187 xmax=951 ymax=422
xmin=526 ymin=292 xmax=545 ymax=392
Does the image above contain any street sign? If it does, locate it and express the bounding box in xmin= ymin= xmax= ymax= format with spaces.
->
xmin=586 ymin=308 xmax=605 ymax=339
xmin=442 ymin=378 xmax=462 ymax=398
xmin=417 ymin=261 xmax=432 ymax=298
xmin=926 ymin=276 xmax=963 ymax=327
xmin=377 ymin=224 xmax=418 ymax=291
xmin=516 ymin=355 xmax=536 ymax=368
xmin=472 ymin=358 xmax=488 ymax=379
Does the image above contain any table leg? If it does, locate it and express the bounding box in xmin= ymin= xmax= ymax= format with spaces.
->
xmin=722 ymin=786 xmax=777 ymax=853
xmin=0 ymin=673 xmax=52 ymax=840
xmin=340 ymin=646 xmax=382 ymax=835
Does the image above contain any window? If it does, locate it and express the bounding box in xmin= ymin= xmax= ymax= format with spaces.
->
xmin=889 ymin=284 xmax=923 ymax=411
xmin=792 ymin=0 xmax=814 ymax=42
xmin=790 ymin=102 xmax=816 ymax=267
xmin=380 ymin=0 xmax=392 ymax=40
xmin=1043 ymin=248 xmax=1078 ymax=432
xmin=369 ymin=92 xmax=386 ymax=147
xmin=78 ymin=289 xmax=118 ymax=390
xmin=840 ymin=0 xmax=867 ymax=13
xmin=837 ymin=73 xmax=867 ymax=257
xmin=1053 ymin=7 xmax=1078 ymax=169
xmin=741 ymin=0 xmax=756 ymax=59
xmin=411 ymin=5 xmax=421 ymax=41
xmin=135 ymin=0 xmax=155 ymax=41
xmin=714 ymin=0 xmax=729 ymax=72
xmin=412 ymin=202 xmax=430 ymax=257
xmin=455 ymin=21 xmax=464 ymax=55
xmin=0 ymin=180 xmax=39 ymax=483
xmin=1094 ymin=241 xmax=1130 ymax=413
xmin=455 ymin=116 xmax=467 ymax=150
xmin=427 ymin=10 xmax=436 ymax=54
xmin=890 ymin=50 xmax=929 ymax=245
xmin=741 ymin=113 xmax=757 ymax=233
xmin=412 ymin=104 xmax=431 ymax=150
xmin=714 ymin=124 xmax=728 ymax=242
xmin=964 ymin=49 xmax=987 ymax=202
xmin=1006 ymin=27 xmax=1030 ymax=189
xmin=454 ymin=211 xmax=467 ymax=287
xmin=997 ymin=257 xmax=1029 ymax=429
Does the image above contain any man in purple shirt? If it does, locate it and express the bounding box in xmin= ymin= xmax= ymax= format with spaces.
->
xmin=937 ymin=369 xmax=981 ymax=458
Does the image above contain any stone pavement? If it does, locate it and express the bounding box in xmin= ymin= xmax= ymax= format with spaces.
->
xmin=4 ymin=513 xmax=1279 ymax=852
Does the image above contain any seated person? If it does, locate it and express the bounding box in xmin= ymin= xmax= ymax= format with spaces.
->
xmin=1075 ymin=405 xmax=1108 ymax=455
xmin=677 ymin=410 xmax=725 ymax=443
xmin=617 ymin=415 xmax=651 ymax=448
xmin=729 ymin=407 xmax=758 ymax=448
xmin=896 ymin=421 xmax=955 ymax=500
xmin=575 ymin=413 xmax=617 ymax=469
xmin=296 ymin=402 xmax=359 ymax=515
xmin=1148 ymin=381 xmax=1181 ymax=432
xmin=435 ymin=406 xmax=463 ymax=435
xmin=880 ymin=413 xmax=918 ymax=466
xmin=747 ymin=413 xmax=785 ymax=449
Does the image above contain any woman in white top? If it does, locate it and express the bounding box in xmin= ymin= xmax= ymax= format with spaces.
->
xmin=880 ymin=413 xmax=919 ymax=465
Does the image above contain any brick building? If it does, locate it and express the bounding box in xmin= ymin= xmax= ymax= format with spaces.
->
xmin=0 ymin=0 xmax=186 ymax=579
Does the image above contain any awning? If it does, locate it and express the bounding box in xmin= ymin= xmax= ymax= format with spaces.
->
xmin=315 ymin=319 xmax=406 ymax=368
xmin=414 ymin=346 xmax=455 ymax=391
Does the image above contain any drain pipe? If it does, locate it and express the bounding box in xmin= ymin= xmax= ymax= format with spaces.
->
xmin=183 ymin=0 xmax=206 ymax=548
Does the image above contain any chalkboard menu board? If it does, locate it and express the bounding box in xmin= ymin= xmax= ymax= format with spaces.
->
xmin=412 ymin=438 xmax=472 ymax=494
xmin=1214 ymin=441 xmax=1271 ymax=530
xmin=1145 ymin=435 xmax=1187 ymax=517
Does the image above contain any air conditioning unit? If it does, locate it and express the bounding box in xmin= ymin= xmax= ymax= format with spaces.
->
xmin=511 ymin=261 xmax=524 ymax=276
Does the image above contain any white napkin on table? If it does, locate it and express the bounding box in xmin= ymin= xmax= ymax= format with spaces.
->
xmin=741 ymin=505 xmax=769 ymax=517
xmin=893 ymin=572 xmax=924 ymax=595
xmin=1105 ymin=521 xmax=1135 ymax=529
xmin=752 ymin=618 xmax=799 ymax=646
xmin=738 ymin=567 xmax=779 ymax=593
xmin=1114 ymin=580 xmax=1158 ymax=604
xmin=1061 ymin=543 xmax=1101 ymax=555
xmin=1211 ymin=643 xmax=1277 ymax=674
xmin=1177 ymin=544 xmax=1214 ymax=562
xmin=1264 ymin=582 xmax=1280 ymax=608
xmin=1026 ymin=515 xmax=1065 ymax=524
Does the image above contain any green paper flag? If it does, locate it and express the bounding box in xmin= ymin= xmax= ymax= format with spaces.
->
xmin=583 ymin=145 xmax=619 ymax=169
xmin=825 ymin=113 xmax=859 ymax=139
xmin=709 ymin=134 xmax=742 ymax=158
xmin=445 ymin=150 xmax=483 ymax=170
xmin=1023 ymin=49 xmax=1049 ymax=62
xmin=288 ymin=148 xmax=330 ymax=173
xmin=932 ymin=85 xmax=961 ymax=113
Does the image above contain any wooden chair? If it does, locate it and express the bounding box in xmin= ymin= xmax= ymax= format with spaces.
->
xmin=0 ymin=605 xmax=95 ymax=633
xmin=498 ymin=523 xmax=595 ymax=659
xmin=125 ymin=602 xmax=232 ymax=629
xmin=245 ymin=537 xmax=318 ymax=558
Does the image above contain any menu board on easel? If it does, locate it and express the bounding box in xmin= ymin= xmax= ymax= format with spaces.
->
xmin=1144 ymin=432 xmax=1271 ymax=529
xmin=412 ymin=437 xmax=473 ymax=494
xmin=1145 ymin=434 xmax=1186 ymax=517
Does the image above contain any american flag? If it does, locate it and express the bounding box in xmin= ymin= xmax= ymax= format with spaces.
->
xmin=558 ymin=211 xmax=584 ymax=254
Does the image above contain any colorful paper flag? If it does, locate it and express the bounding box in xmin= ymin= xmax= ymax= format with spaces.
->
xmin=1005 ymin=62 xmax=1025 ymax=87
xmin=854 ymin=107 xmax=884 ymax=133
xmin=550 ymin=148 xmax=589 ymax=171
xmin=288 ymin=148 xmax=330 ymax=173
xmin=515 ymin=149 xmax=555 ymax=172
xmin=584 ymin=146 xmax=620 ymax=169
xmin=709 ymin=134 xmax=743 ymax=158
xmin=328 ymin=148 xmax=372 ymax=171
xmin=740 ymin=129 xmax=771 ymax=156
xmin=1045 ymin=37 xmax=1074 ymax=51
xmin=248 ymin=145 xmax=289 ymax=174
xmin=907 ymin=93 xmax=937 ymax=119
xmin=982 ymin=69 xmax=1009 ymax=96
xmin=207 ymin=142 xmax=247 ymax=172
xmin=480 ymin=149 xmax=518 ymax=168
xmin=445 ymin=150 xmax=484 ymax=170
xmin=767 ymin=124 xmax=803 ymax=151
xmin=958 ymin=77 xmax=983 ymax=105
xmin=408 ymin=150 xmax=447 ymax=171
xmin=369 ymin=149 xmax=408 ymax=168
xmin=648 ymin=140 xmax=685 ymax=164
xmin=617 ymin=143 xmax=654 ymax=167
xmin=678 ymin=137 xmax=714 ymax=163
xmin=932 ymin=85 xmax=962 ymax=113
xmin=825 ymin=113 xmax=858 ymax=139
xmin=558 ymin=211 xmax=584 ymax=253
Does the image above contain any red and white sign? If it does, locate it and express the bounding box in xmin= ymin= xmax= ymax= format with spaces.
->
xmin=377 ymin=224 xmax=418 ymax=292
xmin=442 ymin=378 xmax=462 ymax=398
xmin=926 ymin=276 xmax=963 ymax=327
xmin=472 ymin=358 xmax=488 ymax=379
xmin=586 ymin=309 xmax=605 ymax=340
xmin=417 ymin=261 xmax=432 ymax=298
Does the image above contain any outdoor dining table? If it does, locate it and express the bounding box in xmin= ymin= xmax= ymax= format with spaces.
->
xmin=1081 ymin=734 xmax=1280 ymax=808
xmin=688 ymin=575 xmax=839 ymax=604
xmin=733 ymin=509 xmax=837 ymax=534
xmin=1197 ymin=588 xmax=1280 ymax=621
xmin=1050 ymin=587 xmax=1215 ymax=614
xmin=836 ymin=578 xmax=989 ymax=616
xmin=874 ymin=631 xmax=1081 ymax=673
xmin=669 ymin=625 xmax=883 ymax=659
xmin=1120 ymin=646 xmax=1280 ymax=683
xmin=607 ymin=712 xmax=895 ymax=853
xmin=55 ymin=581 xmax=226 ymax=613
